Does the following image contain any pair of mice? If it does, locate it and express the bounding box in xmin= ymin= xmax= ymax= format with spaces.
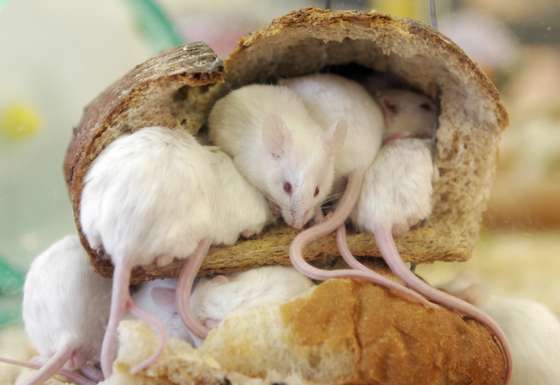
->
xmin=80 ymin=126 xmax=273 ymax=376
xmin=209 ymin=74 xmax=431 ymax=305
xmin=210 ymin=73 xmax=512 ymax=382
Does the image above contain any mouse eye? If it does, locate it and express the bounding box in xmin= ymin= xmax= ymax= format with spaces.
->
xmin=283 ymin=182 xmax=292 ymax=195
xmin=419 ymin=102 xmax=433 ymax=111
xmin=314 ymin=186 xmax=319 ymax=197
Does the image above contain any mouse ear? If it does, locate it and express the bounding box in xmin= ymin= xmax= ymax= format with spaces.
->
xmin=323 ymin=119 xmax=347 ymax=155
xmin=262 ymin=114 xmax=292 ymax=159
xmin=151 ymin=286 xmax=176 ymax=307
xmin=379 ymin=95 xmax=400 ymax=117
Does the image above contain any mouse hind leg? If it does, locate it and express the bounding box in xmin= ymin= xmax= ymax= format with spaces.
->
xmin=79 ymin=365 xmax=104 ymax=382
xmin=177 ymin=238 xmax=212 ymax=339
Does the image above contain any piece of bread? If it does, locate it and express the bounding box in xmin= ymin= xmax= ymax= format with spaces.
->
xmin=108 ymin=278 xmax=506 ymax=385
xmin=64 ymin=7 xmax=508 ymax=283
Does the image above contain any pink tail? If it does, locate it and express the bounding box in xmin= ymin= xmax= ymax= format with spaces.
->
xmin=127 ymin=299 xmax=168 ymax=374
xmin=372 ymin=224 xmax=512 ymax=385
xmin=289 ymin=170 xmax=404 ymax=284
xmin=100 ymin=258 xmax=132 ymax=377
xmin=0 ymin=356 xmax=94 ymax=385
xmin=177 ymin=239 xmax=211 ymax=339
xmin=336 ymin=225 xmax=432 ymax=307
xmin=3 ymin=342 xmax=93 ymax=385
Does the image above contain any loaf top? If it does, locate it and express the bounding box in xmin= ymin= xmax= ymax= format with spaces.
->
xmin=64 ymin=8 xmax=508 ymax=283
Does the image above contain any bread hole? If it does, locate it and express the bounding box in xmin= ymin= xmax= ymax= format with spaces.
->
xmin=173 ymin=85 xmax=189 ymax=102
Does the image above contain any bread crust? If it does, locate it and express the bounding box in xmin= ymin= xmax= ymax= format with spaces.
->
xmin=64 ymin=8 xmax=508 ymax=283
xmin=200 ymin=278 xmax=507 ymax=385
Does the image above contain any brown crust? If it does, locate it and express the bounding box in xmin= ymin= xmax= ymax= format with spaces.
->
xmin=279 ymin=279 xmax=506 ymax=385
xmin=65 ymin=8 xmax=508 ymax=282
xmin=229 ymin=8 xmax=508 ymax=128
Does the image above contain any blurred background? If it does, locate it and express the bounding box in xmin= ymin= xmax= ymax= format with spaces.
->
xmin=0 ymin=0 xmax=558 ymax=363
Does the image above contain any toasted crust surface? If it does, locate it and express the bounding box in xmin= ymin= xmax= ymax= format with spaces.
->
xmin=200 ymin=278 xmax=506 ymax=385
xmin=65 ymin=8 xmax=508 ymax=282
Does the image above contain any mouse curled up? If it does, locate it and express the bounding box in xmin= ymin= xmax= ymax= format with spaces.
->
xmin=0 ymin=235 xmax=111 ymax=385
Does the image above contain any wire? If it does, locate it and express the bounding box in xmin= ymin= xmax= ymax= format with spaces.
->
xmin=429 ymin=0 xmax=438 ymax=30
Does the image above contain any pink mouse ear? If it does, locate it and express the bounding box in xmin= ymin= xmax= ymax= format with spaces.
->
xmin=262 ymin=114 xmax=292 ymax=159
xmin=151 ymin=286 xmax=176 ymax=307
xmin=380 ymin=96 xmax=399 ymax=116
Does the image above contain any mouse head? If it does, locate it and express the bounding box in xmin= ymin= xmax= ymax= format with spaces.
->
xmin=261 ymin=114 xmax=346 ymax=229
xmin=378 ymin=89 xmax=437 ymax=143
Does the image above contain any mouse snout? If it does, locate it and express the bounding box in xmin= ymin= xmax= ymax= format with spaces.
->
xmin=291 ymin=209 xmax=305 ymax=229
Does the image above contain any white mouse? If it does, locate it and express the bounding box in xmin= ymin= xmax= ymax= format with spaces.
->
xmin=208 ymin=83 xmax=345 ymax=229
xmin=207 ymin=148 xmax=273 ymax=243
xmin=372 ymin=88 xmax=437 ymax=143
xmin=190 ymin=266 xmax=314 ymax=332
xmin=278 ymin=75 xmax=428 ymax=304
xmin=343 ymin=138 xmax=512 ymax=383
xmin=175 ymin=148 xmax=273 ymax=342
xmin=441 ymin=274 xmax=560 ymax=385
xmin=131 ymin=279 xmax=195 ymax=345
xmin=80 ymin=126 xmax=217 ymax=376
xmin=0 ymin=235 xmax=111 ymax=385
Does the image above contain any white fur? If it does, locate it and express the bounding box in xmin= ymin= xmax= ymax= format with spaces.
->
xmin=207 ymin=148 xmax=273 ymax=245
xmin=190 ymin=266 xmax=314 ymax=327
xmin=131 ymin=279 xmax=195 ymax=345
xmin=22 ymin=235 xmax=111 ymax=366
xmin=479 ymin=297 xmax=560 ymax=385
xmin=352 ymin=138 xmax=434 ymax=234
xmin=208 ymin=84 xmax=341 ymax=228
xmin=80 ymin=126 xmax=216 ymax=267
xmin=280 ymin=73 xmax=384 ymax=180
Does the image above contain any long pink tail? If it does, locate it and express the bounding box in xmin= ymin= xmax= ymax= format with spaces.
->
xmin=372 ymin=224 xmax=512 ymax=385
xmin=177 ymin=239 xmax=212 ymax=339
xmin=127 ymin=300 xmax=168 ymax=374
xmin=336 ymin=225 xmax=432 ymax=306
xmin=289 ymin=170 xmax=410 ymax=285
xmin=0 ymin=356 xmax=95 ymax=385
xmin=100 ymin=258 xmax=132 ymax=377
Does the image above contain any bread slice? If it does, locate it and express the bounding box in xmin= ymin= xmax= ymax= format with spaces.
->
xmin=64 ymin=8 xmax=508 ymax=283
xmin=109 ymin=278 xmax=507 ymax=385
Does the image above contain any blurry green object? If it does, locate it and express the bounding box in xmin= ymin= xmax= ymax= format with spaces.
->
xmin=0 ymin=259 xmax=24 ymax=296
xmin=0 ymin=259 xmax=24 ymax=326
xmin=125 ymin=0 xmax=184 ymax=52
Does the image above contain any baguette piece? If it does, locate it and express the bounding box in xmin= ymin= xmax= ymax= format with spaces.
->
xmin=108 ymin=278 xmax=506 ymax=385
xmin=64 ymin=8 xmax=508 ymax=282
